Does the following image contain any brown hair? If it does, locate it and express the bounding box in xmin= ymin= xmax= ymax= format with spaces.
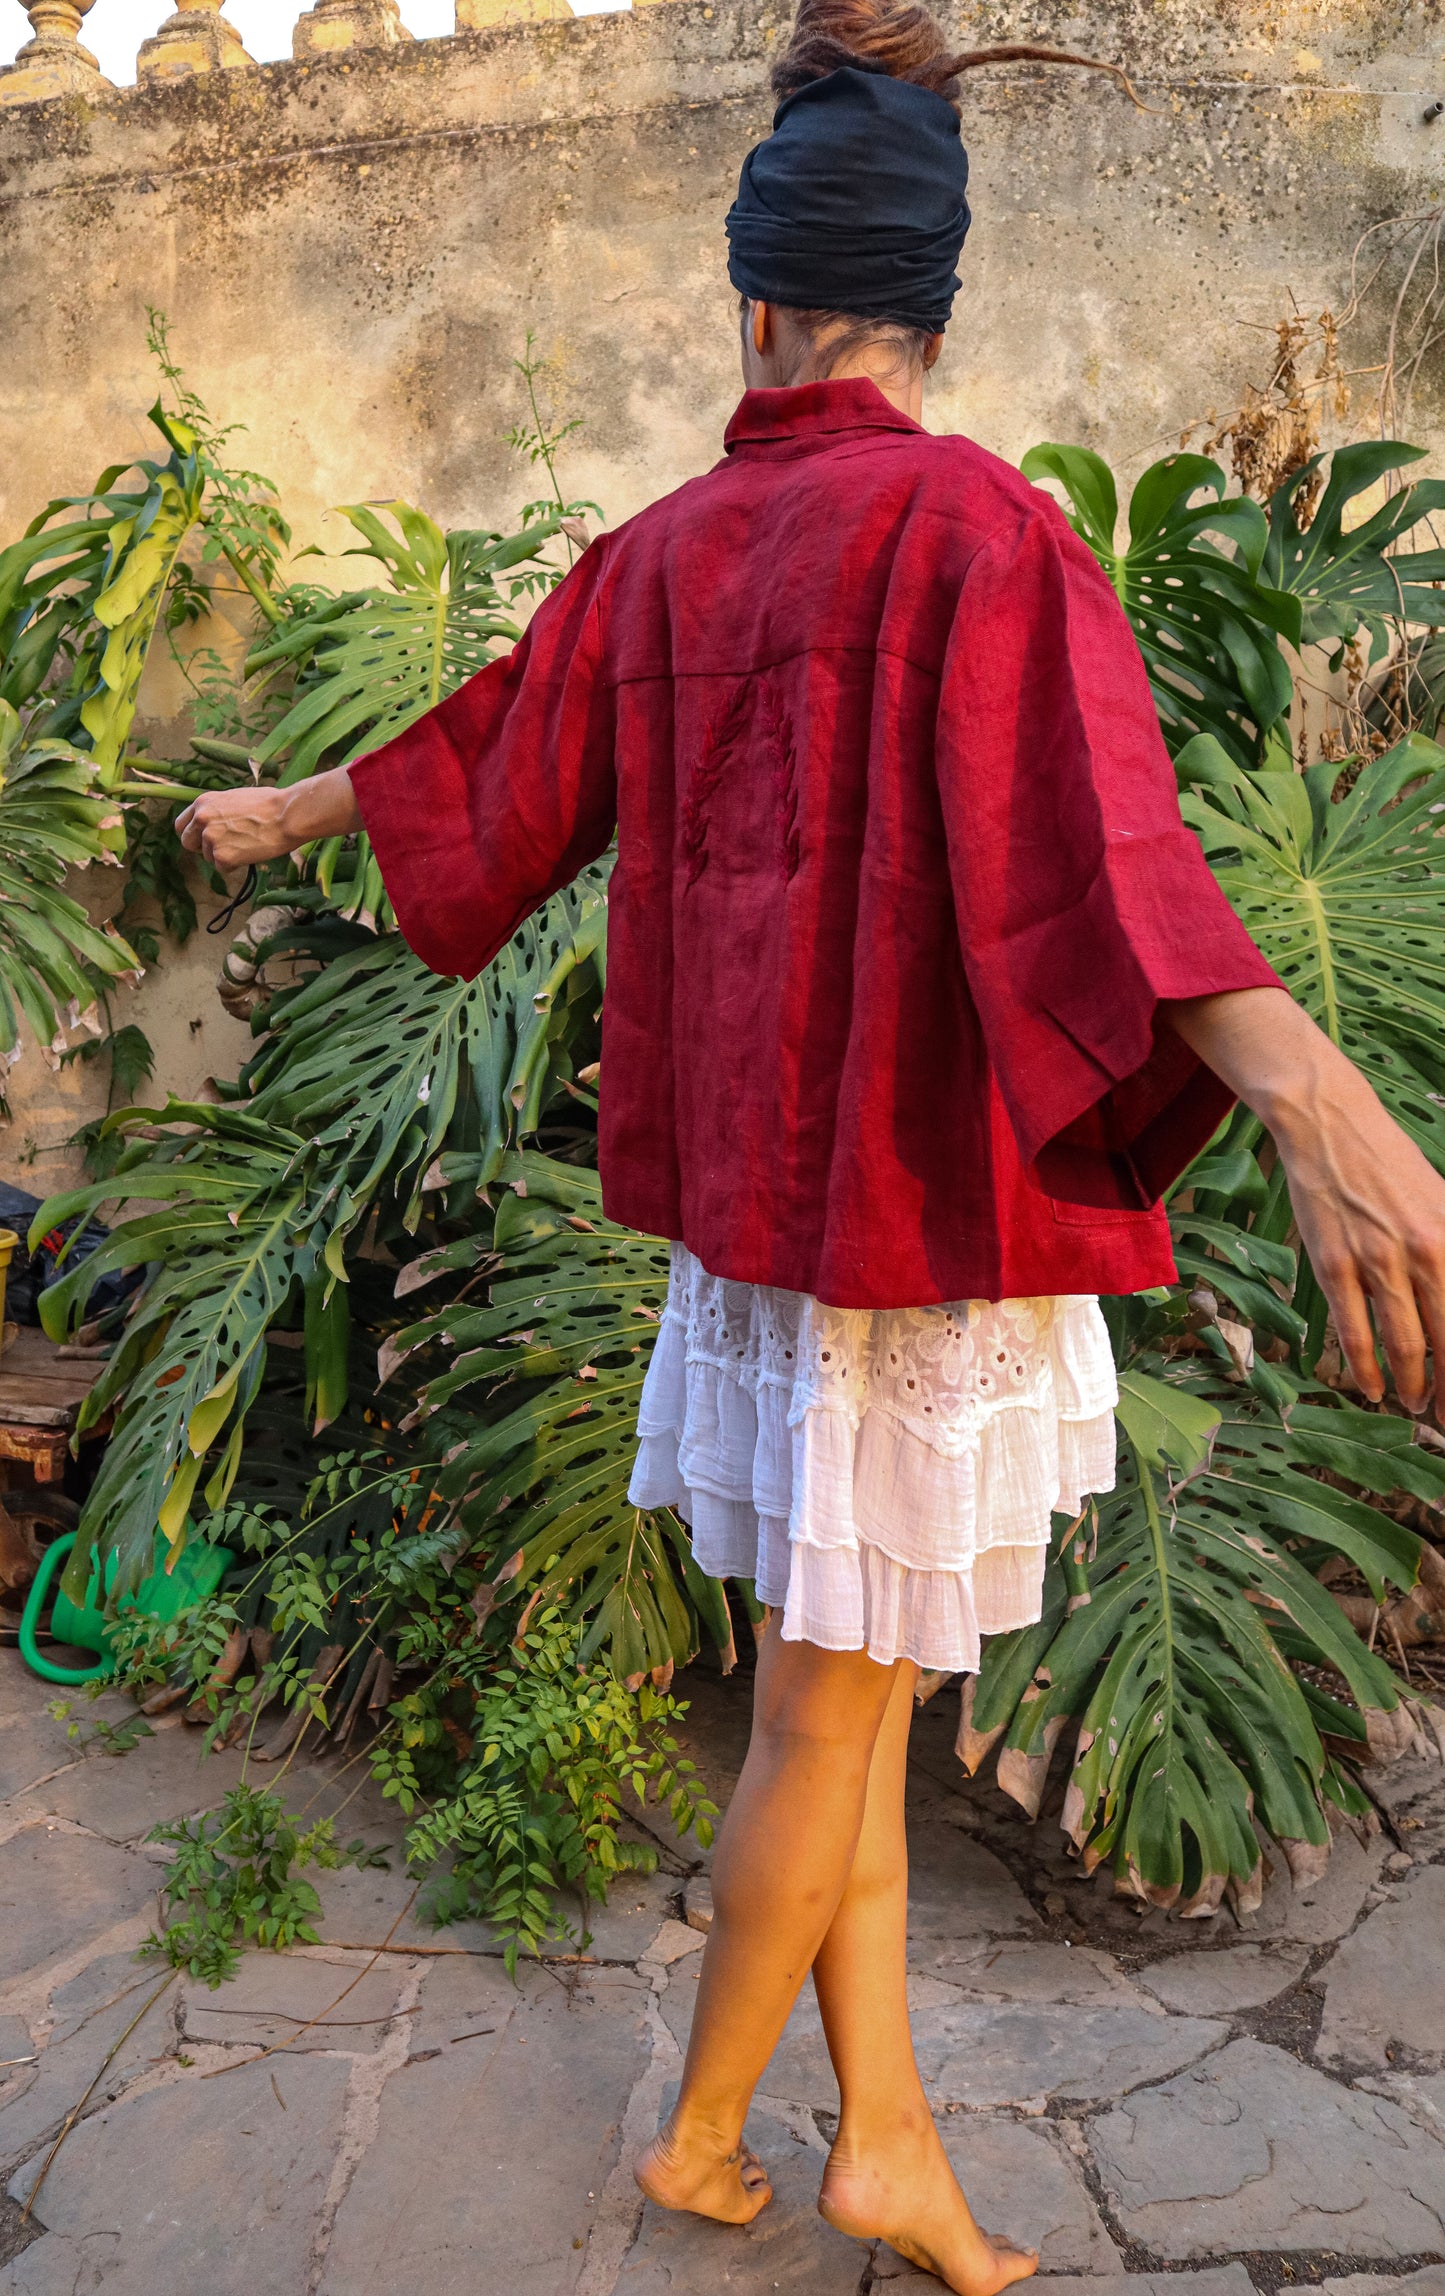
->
xmin=746 ymin=298 xmax=936 ymax=384
xmin=771 ymin=0 xmax=1151 ymax=124
xmin=758 ymin=0 xmax=1150 ymax=377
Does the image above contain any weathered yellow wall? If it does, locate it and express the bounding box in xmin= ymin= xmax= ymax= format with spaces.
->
xmin=1 ymin=0 xmax=1442 ymax=1187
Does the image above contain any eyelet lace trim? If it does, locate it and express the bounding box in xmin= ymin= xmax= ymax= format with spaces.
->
xmin=680 ymin=1257 xmax=1113 ymax=1455
xmin=627 ymin=1245 xmax=1119 ymax=1675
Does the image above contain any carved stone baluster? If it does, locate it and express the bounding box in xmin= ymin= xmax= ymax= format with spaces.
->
xmin=136 ymin=0 xmax=253 ymax=79
xmin=0 ymin=0 xmax=110 ymax=105
xmin=291 ymin=0 xmax=412 ymax=59
xmin=452 ymin=0 xmax=570 ymax=26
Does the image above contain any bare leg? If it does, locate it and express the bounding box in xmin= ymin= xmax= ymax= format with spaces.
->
xmin=635 ymin=1620 xmax=901 ymax=2224
xmin=814 ymin=1667 xmax=1038 ymax=2295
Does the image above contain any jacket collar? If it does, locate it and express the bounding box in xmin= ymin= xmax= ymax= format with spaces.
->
xmin=723 ymin=377 xmax=924 ymax=454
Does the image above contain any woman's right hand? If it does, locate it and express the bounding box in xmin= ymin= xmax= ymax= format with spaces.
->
xmin=176 ymin=765 xmax=362 ymax=869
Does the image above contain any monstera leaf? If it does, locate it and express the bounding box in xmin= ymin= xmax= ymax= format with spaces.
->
xmin=1021 ymin=443 xmax=1298 ymax=769
xmin=34 ymin=871 xmax=609 ymax=1592
xmin=386 ymin=1154 xmax=733 ymax=1680
xmin=251 ymin=504 xmax=566 ymax=781
xmin=240 ymin=860 xmax=608 ymax=1228
xmin=0 ymin=716 xmax=137 ymax=1098
xmin=0 ymin=405 xmax=206 ymax=786
xmin=1178 ymin=732 xmax=1445 ymax=1170
xmin=1024 ymin=438 xmax=1445 ymax=770
xmin=244 ymin=502 xmax=569 ymax=925
xmin=1262 ymin=441 xmax=1445 ymax=655
xmin=1166 ymin=1202 xmax=1305 ymax=1352
xmin=0 ymin=508 xmax=119 ymax=718
xmin=967 ymin=1370 xmax=1434 ymax=1912
xmin=41 ymin=1114 xmax=308 ymax=1598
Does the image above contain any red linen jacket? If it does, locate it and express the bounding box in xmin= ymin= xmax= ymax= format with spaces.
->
xmin=351 ymin=378 xmax=1281 ymax=1309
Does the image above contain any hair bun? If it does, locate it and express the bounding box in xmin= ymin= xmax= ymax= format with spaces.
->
xmin=769 ymin=1 xmax=1154 ymax=119
xmin=770 ymin=0 xmax=962 ymax=109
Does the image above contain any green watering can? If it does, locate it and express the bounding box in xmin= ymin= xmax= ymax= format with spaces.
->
xmin=19 ymin=1530 xmax=236 ymax=1687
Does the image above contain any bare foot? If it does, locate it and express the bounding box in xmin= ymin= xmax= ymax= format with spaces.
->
xmin=635 ymin=2113 xmax=773 ymax=2225
xmin=820 ymin=2126 xmax=1038 ymax=2296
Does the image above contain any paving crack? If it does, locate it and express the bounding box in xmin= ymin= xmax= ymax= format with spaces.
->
xmin=1196 ymin=2250 xmax=1445 ymax=2293
xmin=0 ymin=1811 xmax=99 ymax=1854
xmin=575 ymin=1969 xmax=682 ymax=2296
xmin=43 ymin=1971 xmax=161 ymax=2053
xmin=1062 ymin=2101 xmax=1194 ymax=2272
xmin=4 ymin=1760 xmax=84 ymax=1802
xmin=317 ymin=1936 xmax=669 ymax=1968
xmin=303 ymin=1958 xmax=426 ymax=2296
xmin=0 ymin=1914 xmax=157 ymax=2031
xmin=751 ymin=2091 xmax=829 ymax=2153
xmin=1058 ymin=2098 xmax=1445 ymax=2290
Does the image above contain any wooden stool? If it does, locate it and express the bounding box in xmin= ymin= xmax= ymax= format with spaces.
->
xmin=0 ymin=1330 xmax=109 ymax=1619
xmin=0 ymin=1328 xmax=108 ymax=1483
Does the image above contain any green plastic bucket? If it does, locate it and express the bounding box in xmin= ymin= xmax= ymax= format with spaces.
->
xmin=19 ymin=1530 xmax=236 ymax=1686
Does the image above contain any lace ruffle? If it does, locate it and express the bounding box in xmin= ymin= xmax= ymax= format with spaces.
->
xmin=627 ymin=1246 xmax=1118 ymax=1674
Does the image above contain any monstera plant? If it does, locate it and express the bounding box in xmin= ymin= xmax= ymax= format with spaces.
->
xmin=964 ymin=1376 xmax=1438 ymax=1912
xmin=19 ymin=353 xmax=1445 ymax=1934
xmin=243 ymin=501 xmax=573 ymax=927
xmin=0 ymin=404 xmax=219 ymax=1103
xmin=1180 ymin=734 xmax=1445 ymax=1165
xmin=0 ymin=315 xmax=299 ymax=1100
xmin=1022 ymin=438 xmax=1445 ymax=770
xmin=963 ymin=486 xmax=1445 ymax=1909
xmin=0 ymin=707 xmax=138 ymax=1103
xmin=40 ymin=868 xmax=609 ymax=1595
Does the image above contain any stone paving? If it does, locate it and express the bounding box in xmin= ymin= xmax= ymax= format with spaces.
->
xmin=0 ymin=1646 xmax=1442 ymax=2294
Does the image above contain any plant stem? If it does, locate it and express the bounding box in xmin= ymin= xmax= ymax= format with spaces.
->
xmin=22 ymin=1971 xmax=178 ymax=2221
xmin=522 ymin=344 xmax=566 ymax=518
xmin=219 ymin=541 xmax=283 ymax=628
xmin=199 ymin=1885 xmax=420 ymax=2079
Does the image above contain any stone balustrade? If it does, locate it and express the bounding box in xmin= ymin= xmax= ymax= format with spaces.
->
xmin=3 ymin=0 xmax=1438 ymax=110
xmin=0 ymin=0 xmax=645 ymax=95
xmin=0 ymin=0 xmax=110 ymax=100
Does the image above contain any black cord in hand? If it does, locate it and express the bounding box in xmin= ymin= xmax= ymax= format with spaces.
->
xmin=206 ymin=864 xmax=259 ymax=936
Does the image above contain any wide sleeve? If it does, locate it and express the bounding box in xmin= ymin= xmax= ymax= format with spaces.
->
xmin=936 ymin=502 xmax=1283 ymax=1209
xmin=348 ymin=536 xmax=616 ymax=980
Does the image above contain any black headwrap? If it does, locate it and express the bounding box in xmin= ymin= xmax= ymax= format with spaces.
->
xmin=725 ymin=67 xmax=971 ymax=335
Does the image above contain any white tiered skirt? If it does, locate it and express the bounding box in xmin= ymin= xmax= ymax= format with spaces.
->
xmin=628 ymin=1245 xmax=1119 ymax=1675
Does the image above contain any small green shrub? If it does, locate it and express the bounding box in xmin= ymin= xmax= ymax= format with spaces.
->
xmin=144 ymin=1783 xmax=381 ymax=1988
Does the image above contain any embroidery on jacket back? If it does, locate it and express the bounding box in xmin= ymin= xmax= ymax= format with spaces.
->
xmin=760 ymin=679 xmax=801 ymax=883
xmin=682 ymin=677 xmax=802 ymax=888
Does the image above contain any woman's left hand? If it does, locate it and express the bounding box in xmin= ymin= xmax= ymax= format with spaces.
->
xmin=1167 ymin=986 xmax=1445 ymax=1415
